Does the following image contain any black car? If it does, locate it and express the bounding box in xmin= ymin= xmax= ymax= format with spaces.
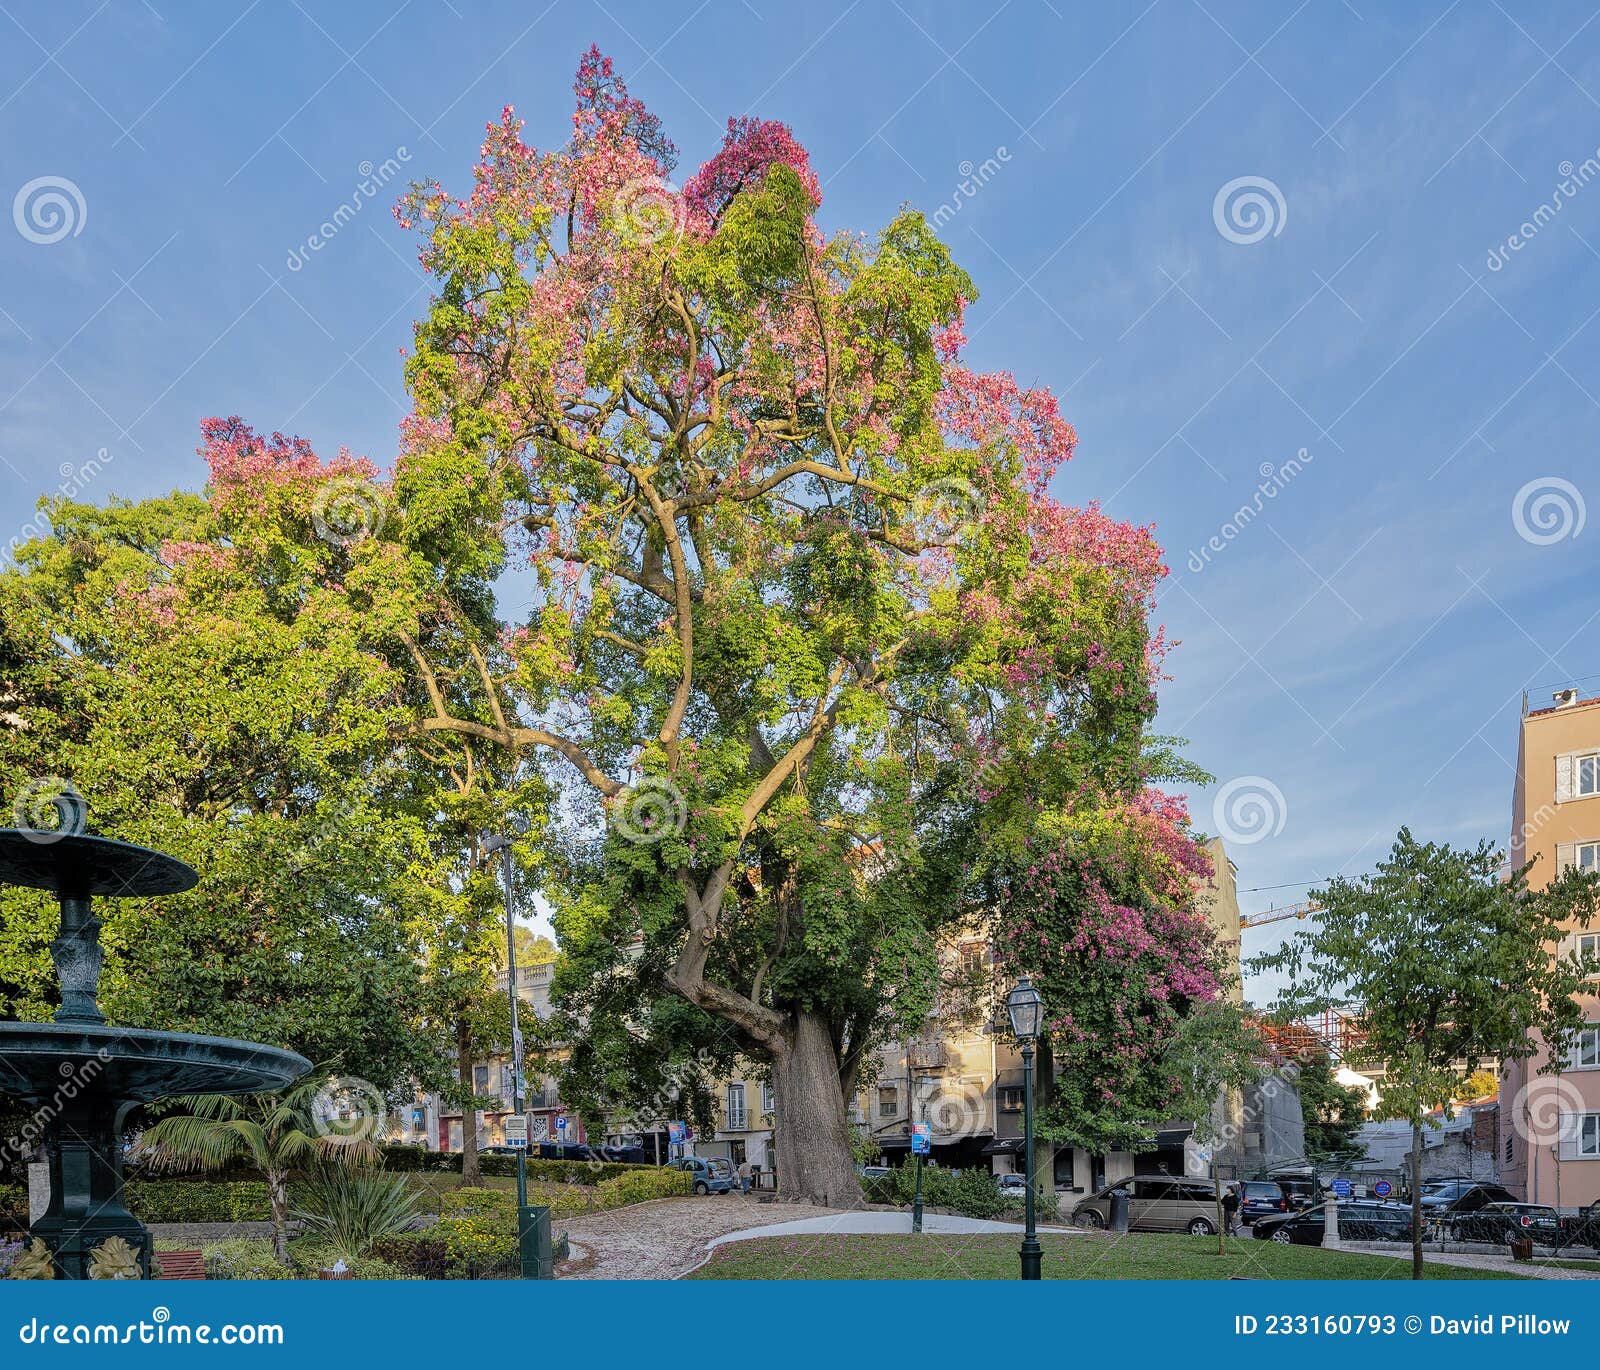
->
xmin=1446 ymin=1203 xmax=1565 ymax=1247
xmin=1237 ymin=1179 xmax=1292 ymax=1226
xmin=1252 ymin=1201 xmax=1413 ymax=1245
xmin=1419 ymin=1180 xmax=1517 ymax=1214
xmin=1565 ymin=1200 xmax=1600 ymax=1254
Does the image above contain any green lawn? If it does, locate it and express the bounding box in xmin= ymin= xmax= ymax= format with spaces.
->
xmin=687 ymin=1232 xmax=1529 ymax=1280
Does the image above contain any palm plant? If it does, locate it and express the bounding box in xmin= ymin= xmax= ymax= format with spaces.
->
xmin=133 ymin=1073 xmax=380 ymax=1262
xmin=293 ymin=1167 xmax=421 ymax=1266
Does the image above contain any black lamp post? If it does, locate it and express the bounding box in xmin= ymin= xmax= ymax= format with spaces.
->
xmin=1006 ymin=976 xmax=1045 ymax=1281
xmin=485 ymin=831 xmax=551 ymax=1279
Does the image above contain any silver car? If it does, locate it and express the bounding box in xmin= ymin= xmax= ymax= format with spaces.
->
xmin=1071 ymin=1178 xmax=1221 ymax=1235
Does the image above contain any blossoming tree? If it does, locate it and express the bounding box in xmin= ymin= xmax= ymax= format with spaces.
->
xmin=390 ymin=50 xmax=1174 ymax=1203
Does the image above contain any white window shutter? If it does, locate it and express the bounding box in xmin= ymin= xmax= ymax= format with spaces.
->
xmin=1558 ymin=753 xmax=1575 ymax=803
xmin=1558 ymin=842 xmax=1577 ymax=875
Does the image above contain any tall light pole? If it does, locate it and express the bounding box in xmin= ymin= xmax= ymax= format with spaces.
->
xmin=485 ymin=831 xmax=550 ymax=1278
xmin=911 ymin=1073 xmax=936 ymax=1233
xmin=1006 ymin=976 xmax=1045 ymax=1282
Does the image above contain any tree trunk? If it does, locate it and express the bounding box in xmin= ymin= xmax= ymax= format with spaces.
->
xmin=1030 ymin=1035 xmax=1055 ymax=1213
xmin=771 ymin=1009 xmax=861 ymax=1208
xmin=266 ymin=1167 xmax=290 ymax=1265
xmin=1215 ymin=1171 xmax=1226 ymax=1255
xmin=457 ymin=1019 xmax=481 ymax=1189
xmin=1410 ymin=1121 xmax=1423 ymax=1281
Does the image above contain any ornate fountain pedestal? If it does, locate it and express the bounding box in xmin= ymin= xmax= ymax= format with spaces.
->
xmin=0 ymin=826 xmax=309 ymax=1278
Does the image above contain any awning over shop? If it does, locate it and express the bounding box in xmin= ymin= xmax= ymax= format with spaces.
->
xmin=1152 ymin=1125 xmax=1195 ymax=1148
xmin=981 ymin=1138 xmax=1025 ymax=1156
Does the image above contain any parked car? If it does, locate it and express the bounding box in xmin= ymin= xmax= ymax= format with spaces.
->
xmin=1564 ymin=1200 xmax=1600 ymax=1254
xmin=1237 ymin=1179 xmax=1293 ymax=1225
xmin=1275 ymin=1176 xmax=1319 ymax=1210
xmin=1072 ymin=1177 xmax=1221 ymax=1236
xmin=1446 ymin=1203 xmax=1565 ymax=1247
xmin=859 ymin=1164 xmax=891 ymax=1181
xmin=667 ymin=1156 xmax=739 ymax=1195
xmin=1419 ymin=1180 xmax=1517 ymax=1215
xmin=1252 ymin=1201 xmax=1413 ymax=1245
xmin=996 ymin=1172 xmax=1027 ymax=1196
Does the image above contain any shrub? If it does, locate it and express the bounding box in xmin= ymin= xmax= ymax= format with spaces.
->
xmin=595 ymin=1168 xmax=692 ymax=1208
xmin=287 ymin=1239 xmax=415 ymax=1281
xmin=202 ymin=1239 xmax=294 ymax=1281
xmin=126 ymin=1180 xmax=270 ymax=1223
xmin=0 ymin=1183 xmax=27 ymax=1227
xmin=370 ymin=1229 xmax=448 ymax=1279
xmin=294 ymin=1168 xmax=422 ymax=1265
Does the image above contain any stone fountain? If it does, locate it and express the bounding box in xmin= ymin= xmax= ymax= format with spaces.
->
xmin=0 ymin=807 xmax=309 ymax=1277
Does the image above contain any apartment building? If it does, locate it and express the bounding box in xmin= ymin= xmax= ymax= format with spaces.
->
xmin=420 ymin=960 xmax=589 ymax=1153
xmin=1501 ymin=686 xmax=1600 ymax=1207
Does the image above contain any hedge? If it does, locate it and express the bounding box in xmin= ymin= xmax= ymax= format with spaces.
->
xmin=379 ymin=1144 xmax=659 ymax=1185
xmin=125 ymin=1180 xmax=272 ymax=1224
xmin=866 ymin=1164 xmax=1059 ymax=1221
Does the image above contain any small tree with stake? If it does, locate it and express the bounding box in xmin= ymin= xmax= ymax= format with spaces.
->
xmin=1253 ymin=828 xmax=1600 ymax=1279
xmin=1162 ymin=999 xmax=1266 ymax=1254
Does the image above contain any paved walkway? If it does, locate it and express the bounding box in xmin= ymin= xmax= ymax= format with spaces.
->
xmin=709 ymin=1210 xmax=1075 ymax=1246
xmin=1343 ymin=1242 xmax=1600 ymax=1280
xmin=557 ymin=1196 xmax=845 ymax=1280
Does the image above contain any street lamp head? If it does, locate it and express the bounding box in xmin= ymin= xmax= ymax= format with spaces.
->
xmin=1006 ymin=976 xmax=1044 ymax=1043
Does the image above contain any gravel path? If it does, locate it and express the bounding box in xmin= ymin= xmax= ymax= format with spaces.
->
xmin=557 ymin=1196 xmax=845 ymax=1280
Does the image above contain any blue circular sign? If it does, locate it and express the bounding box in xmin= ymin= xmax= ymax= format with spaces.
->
xmin=1331 ymin=1179 xmax=1353 ymax=1197
xmin=1373 ymin=1180 xmax=1392 ymax=1198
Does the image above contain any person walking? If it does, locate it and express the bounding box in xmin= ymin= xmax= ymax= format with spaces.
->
xmin=1222 ymin=1182 xmax=1242 ymax=1236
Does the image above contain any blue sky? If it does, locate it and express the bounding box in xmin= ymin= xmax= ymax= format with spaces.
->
xmin=2 ymin=1 xmax=1597 ymax=981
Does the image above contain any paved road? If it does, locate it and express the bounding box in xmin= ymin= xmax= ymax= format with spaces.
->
xmin=709 ymin=1210 xmax=1076 ymax=1245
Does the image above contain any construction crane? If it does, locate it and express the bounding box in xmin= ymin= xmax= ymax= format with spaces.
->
xmin=1238 ymin=898 xmax=1322 ymax=930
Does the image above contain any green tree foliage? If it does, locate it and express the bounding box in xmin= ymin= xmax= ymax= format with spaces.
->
xmin=1293 ymin=1049 xmax=1370 ymax=1164
xmin=1253 ymin=828 xmax=1600 ymax=1278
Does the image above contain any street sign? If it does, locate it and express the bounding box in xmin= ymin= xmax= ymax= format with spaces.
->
xmin=504 ymin=1115 xmax=528 ymax=1148
xmin=1373 ymin=1180 xmax=1392 ymax=1198
xmin=1331 ymin=1179 xmax=1352 ymax=1198
xmin=910 ymin=1122 xmax=931 ymax=1156
xmin=555 ymin=1114 xmax=569 ymax=1141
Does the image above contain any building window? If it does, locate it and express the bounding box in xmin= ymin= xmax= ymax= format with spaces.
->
xmin=1580 ymin=753 xmax=1600 ymax=798
xmin=999 ymin=1086 xmax=1024 ymax=1113
xmin=878 ymin=1086 xmax=899 ymax=1119
xmin=727 ymin=1083 xmax=747 ymax=1130
xmin=472 ymin=1065 xmax=489 ymax=1094
xmin=1582 ymin=1114 xmax=1600 ymax=1158
xmin=762 ymin=1083 xmax=775 ymax=1115
xmin=1580 ymin=842 xmax=1600 ymax=873
xmin=1575 ymin=1026 xmax=1600 ymax=1070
